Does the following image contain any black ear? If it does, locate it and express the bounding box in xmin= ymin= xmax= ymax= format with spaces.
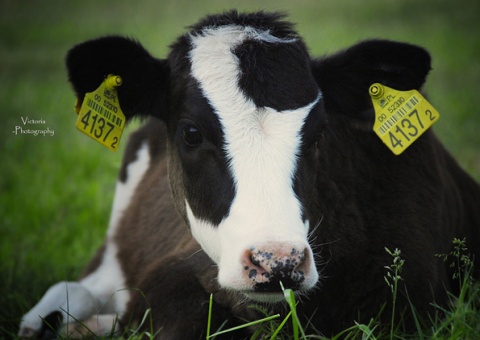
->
xmin=312 ymin=39 xmax=431 ymax=122
xmin=66 ymin=36 xmax=169 ymax=121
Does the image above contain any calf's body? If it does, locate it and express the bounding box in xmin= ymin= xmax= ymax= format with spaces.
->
xmin=19 ymin=11 xmax=479 ymax=338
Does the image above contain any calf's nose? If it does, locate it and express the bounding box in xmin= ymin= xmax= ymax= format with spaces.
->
xmin=241 ymin=245 xmax=311 ymax=292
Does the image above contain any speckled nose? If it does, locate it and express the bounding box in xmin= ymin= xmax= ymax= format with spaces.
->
xmin=241 ymin=245 xmax=311 ymax=292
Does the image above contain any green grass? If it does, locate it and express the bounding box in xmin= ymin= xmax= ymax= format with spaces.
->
xmin=1 ymin=0 xmax=479 ymax=338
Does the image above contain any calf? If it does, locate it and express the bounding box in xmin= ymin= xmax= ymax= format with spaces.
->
xmin=19 ymin=11 xmax=480 ymax=338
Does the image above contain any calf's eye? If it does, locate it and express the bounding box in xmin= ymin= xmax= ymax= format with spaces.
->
xmin=182 ymin=124 xmax=203 ymax=146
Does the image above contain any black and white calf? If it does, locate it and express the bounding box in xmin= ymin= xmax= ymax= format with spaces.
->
xmin=19 ymin=11 xmax=480 ymax=338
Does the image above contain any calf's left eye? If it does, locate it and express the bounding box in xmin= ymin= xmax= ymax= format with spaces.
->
xmin=182 ymin=124 xmax=203 ymax=147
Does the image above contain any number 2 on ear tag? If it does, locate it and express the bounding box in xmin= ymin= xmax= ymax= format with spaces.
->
xmin=75 ymin=75 xmax=126 ymax=152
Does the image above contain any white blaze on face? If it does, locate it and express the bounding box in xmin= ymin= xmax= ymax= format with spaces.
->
xmin=186 ymin=25 xmax=320 ymax=291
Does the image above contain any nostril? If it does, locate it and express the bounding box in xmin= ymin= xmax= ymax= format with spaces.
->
xmin=250 ymin=255 xmax=261 ymax=267
xmin=247 ymin=251 xmax=270 ymax=279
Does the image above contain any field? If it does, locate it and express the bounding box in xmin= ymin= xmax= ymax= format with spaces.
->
xmin=1 ymin=0 xmax=479 ymax=338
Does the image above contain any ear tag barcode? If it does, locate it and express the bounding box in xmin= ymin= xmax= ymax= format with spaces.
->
xmin=369 ymin=83 xmax=440 ymax=155
xmin=75 ymin=75 xmax=125 ymax=152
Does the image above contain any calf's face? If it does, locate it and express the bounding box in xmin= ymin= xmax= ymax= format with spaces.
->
xmin=66 ymin=11 xmax=431 ymax=303
xmin=168 ymin=25 xmax=321 ymax=300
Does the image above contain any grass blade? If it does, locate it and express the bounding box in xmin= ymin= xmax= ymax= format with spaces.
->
xmin=208 ymin=314 xmax=280 ymax=338
xmin=206 ymin=293 xmax=213 ymax=339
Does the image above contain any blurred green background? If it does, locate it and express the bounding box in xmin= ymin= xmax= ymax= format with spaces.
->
xmin=1 ymin=0 xmax=479 ymax=336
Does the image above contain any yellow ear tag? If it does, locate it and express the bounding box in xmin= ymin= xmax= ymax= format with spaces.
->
xmin=75 ymin=75 xmax=126 ymax=152
xmin=369 ymin=83 xmax=440 ymax=155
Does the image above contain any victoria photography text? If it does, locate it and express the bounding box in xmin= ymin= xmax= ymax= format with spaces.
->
xmin=12 ymin=116 xmax=55 ymax=137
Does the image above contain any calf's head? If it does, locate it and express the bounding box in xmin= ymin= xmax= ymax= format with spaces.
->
xmin=66 ymin=11 xmax=430 ymax=302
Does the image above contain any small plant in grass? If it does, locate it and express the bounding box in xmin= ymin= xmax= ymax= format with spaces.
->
xmin=432 ymin=238 xmax=479 ymax=339
xmin=384 ymin=247 xmax=405 ymax=339
xmin=436 ymin=237 xmax=474 ymax=289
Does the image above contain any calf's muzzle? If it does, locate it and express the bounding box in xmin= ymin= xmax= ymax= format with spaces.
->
xmin=241 ymin=244 xmax=311 ymax=292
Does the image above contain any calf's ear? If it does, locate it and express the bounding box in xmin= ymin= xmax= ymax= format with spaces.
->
xmin=66 ymin=36 xmax=169 ymax=121
xmin=311 ymin=39 xmax=431 ymax=123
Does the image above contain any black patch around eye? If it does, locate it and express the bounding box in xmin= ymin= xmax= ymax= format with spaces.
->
xmin=174 ymin=79 xmax=237 ymax=226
